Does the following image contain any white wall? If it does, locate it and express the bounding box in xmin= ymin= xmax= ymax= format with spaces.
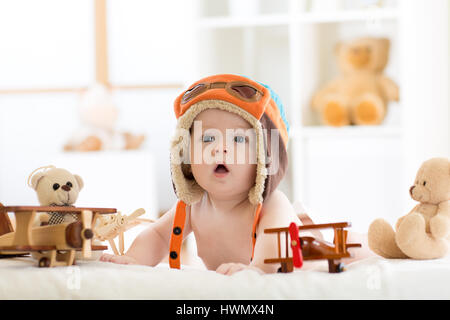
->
xmin=399 ymin=0 xmax=450 ymax=206
xmin=0 ymin=0 xmax=94 ymax=88
xmin=0 ymin=0 xmax=195 ymax=215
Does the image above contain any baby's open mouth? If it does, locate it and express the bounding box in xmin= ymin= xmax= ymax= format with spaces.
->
xmin=214 ymin=164 xmax=229 ymax=174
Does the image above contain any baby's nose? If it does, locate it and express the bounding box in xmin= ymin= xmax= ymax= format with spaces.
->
xmin=212 ymin=146 xmax=227 ymax=155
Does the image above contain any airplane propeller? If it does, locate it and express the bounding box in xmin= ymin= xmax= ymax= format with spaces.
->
xmin=81 ymin=210 xmax=93 ymax=258
xmin=127 ymin=208 xmax=145 ymax=221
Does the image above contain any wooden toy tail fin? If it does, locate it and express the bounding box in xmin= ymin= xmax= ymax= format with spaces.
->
xmin=0 ymin=203 xmax=14 ymax=236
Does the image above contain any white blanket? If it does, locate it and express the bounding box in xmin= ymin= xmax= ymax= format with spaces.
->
xmin=1 ymin=256 xmax=449 ymax=299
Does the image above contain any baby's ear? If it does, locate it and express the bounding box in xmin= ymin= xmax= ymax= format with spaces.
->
xmin=30 ymin=172 xmax=45 ymax=190
xmin=74 ymin=174 xmax=84 ymax=190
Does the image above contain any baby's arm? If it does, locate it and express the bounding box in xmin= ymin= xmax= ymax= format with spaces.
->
xmin=100 ymin=202 xmax=192 ymax=266
xmin=250 ymin=190 xmax=300 ymax=274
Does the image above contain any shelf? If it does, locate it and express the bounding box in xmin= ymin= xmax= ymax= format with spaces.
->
xmin=197 ymin=8 xmax=398 ymax=29
xmin=290 ymin=125 xmax=403 ymax=139
xmin=296 ymin=8 xmax=399 ymax=24
xmin=197 ymin=14 xmax=290 ymax=28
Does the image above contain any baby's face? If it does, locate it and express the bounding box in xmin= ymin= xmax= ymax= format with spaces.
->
xmin=190 ymin=109 xmax=257 ymax=199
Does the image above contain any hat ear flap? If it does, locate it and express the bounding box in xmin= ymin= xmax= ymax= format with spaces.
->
xmin=30 ymin=172 xmax=45 ymax=190
xmin=259 ymin=114 xmax=288 ymax=202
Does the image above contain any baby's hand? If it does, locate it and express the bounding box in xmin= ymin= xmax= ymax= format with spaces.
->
xmin=100 ymin=253 xmax=138 ymax=265
xmin=216 ymin=263 xmax=264 ymax=276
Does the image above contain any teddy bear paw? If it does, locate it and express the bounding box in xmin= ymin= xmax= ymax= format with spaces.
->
xmin=353 ymin=100 xmax=384 ymax=125
xmin=322 ymin=101 xmax=350 ymax=127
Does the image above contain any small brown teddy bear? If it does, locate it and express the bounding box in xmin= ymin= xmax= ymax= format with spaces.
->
xmin=368 ymin=157 xmax=450 ymax=259
xmin=311 ymin=37 xmax=399 ymax=127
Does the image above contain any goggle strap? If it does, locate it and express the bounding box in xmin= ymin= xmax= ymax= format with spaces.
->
xmin=181 ymin=81 xmax=262 ymax=105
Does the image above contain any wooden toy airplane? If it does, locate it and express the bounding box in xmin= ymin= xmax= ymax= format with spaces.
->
xmin=0 ymin=202 xmax=115 ymax=267
xmin=94 ymin=208 xmax=153 ymax=256
xmin=264 ymin=221 xmax=361 ymax=273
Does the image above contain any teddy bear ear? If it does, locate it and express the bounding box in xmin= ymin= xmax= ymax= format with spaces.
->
xmin=30 ymin=172 xmax=45 ymax=190
xmin=74 ymin=174 xmax=84 ymax=190
xmin=379 ymin=38 xmax=390 ymax=51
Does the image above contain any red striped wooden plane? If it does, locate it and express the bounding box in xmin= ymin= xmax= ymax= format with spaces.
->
xmin=264 ymin=221 xmax=361 ymax=273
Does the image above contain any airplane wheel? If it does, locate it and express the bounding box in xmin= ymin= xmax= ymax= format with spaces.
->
xmin=336 ymin=263 xmax=345 ymax=273
xmin=39 ymin=257 xmax=50 ymax=268
xmin=328 ymin=260 xmax=345 ymax=273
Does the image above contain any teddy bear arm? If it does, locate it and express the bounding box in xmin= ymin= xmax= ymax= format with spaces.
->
xmin=431 ymin=201 xmax=450 ymax=239
xmin=438 ymin=200 xmax=450 ymax=213
xmin=395 ymin=205 xmax=419 ymax=232
xmin=396 ymin=212 xmax=448 ymax=259
xmin=378 ymin=76 xmax=399 ymax=102
xmin=395 ymin=216 xmax=404 ymax=232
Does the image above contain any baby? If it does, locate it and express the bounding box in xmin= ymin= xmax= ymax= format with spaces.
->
xmin=100 ymin=74 xmax=368 ymax=274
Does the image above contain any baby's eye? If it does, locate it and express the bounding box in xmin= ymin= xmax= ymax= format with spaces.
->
xmin=202 ymin=135 xmax=215 ymax=143
xmin=234 ymin=136 xmax=246 ymax=143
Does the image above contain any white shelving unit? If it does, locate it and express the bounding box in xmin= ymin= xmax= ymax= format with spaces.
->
xmin=192 ymin=0 xmax=449 ymax=232
xmin=197 ymin=8 xmax=398 ymax=28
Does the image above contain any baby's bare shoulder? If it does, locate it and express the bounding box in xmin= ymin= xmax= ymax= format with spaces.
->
xmin=263 ymin=189 xmax=292 ymax=209
xmin=259 ymin=190 xmax=299 ymax=227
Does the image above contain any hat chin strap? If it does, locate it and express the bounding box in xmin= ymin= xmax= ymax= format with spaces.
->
xmin=168 ymin=200 xmax=262 ymax=269
xmin=251 ymin=203 xmax=263 ymax=261
xmin=169 ymin=201 xmax=187 ymax=269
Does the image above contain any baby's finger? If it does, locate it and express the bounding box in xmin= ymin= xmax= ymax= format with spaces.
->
xmin=216 ymin=263 xmax=233 ymax=275
xmin=215 ymin=264 xmax=227 ymax=274
xmin=100 ymin=253 xmax=114 ymax=262
xmin=226 ymin=264 xmax=245 ymax=276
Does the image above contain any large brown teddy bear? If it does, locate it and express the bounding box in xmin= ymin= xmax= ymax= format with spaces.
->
xmin=311 ymin=37 xmax=399 ymax=127
xmin=368 ymin=158 xmax=450 ymax=259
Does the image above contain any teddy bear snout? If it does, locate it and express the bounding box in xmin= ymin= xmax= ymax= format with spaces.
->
xmin=61 ymin=185 xmax=71 ymax=192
